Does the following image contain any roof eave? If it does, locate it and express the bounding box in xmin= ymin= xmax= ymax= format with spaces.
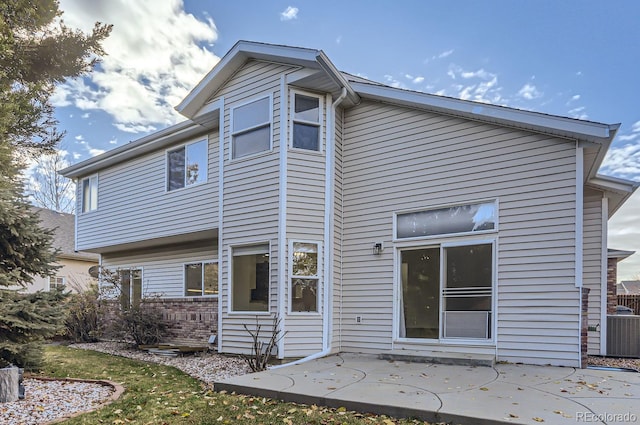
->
xmin=60 ymin=120 xmax=208 ymax=179
xmin=176 ymin=41 xmax=360 ymax=119
xmin=587 ymin=174 xmax=639 ymax=216
xmin=351 ymin=82 xmax=615 ymax=143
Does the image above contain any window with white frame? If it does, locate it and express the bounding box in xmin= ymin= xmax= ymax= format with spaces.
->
xmin=231 ymin=97 xmax=271 ymax=159
xmin=119 ymin=268 xmax=142 ymax=310
xmin=49 ymin=276 xmax=65 ymax=291
xmin=231 ymin=244 xmax=269 ymax=312
xmin=81 ymin=175 xmax=98 ymax=212
xmin=185 ymin=262 xmax=218 ymax=296
xmin=167 ymin=139 xmax=208 ymax=191
xmin=290 ymin=241 xmax=320 ymax=313
xmin=396 ymin=201 xmax=496 ymax=239
xmin=291 ymin=92 xmax=322 ymax=151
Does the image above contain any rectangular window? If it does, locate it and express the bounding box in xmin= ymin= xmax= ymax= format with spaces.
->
xmin=291 ymin=92 xmax=322 ymax=151
xmin=50 ymin=276 xmax=65 ymax=291
xmin=167 ymin=139 xmax=208 ymax=190
xmin=290 ymin=241 xmax=320 ymax=313
xmin=231 ymin=244 xmax=269 ymax=312
xmin=119 ymin=268 xmax=142 ymax=310
xmin=396 ymin=201 xmax=496 ymax=239
xmin=185 ymin=262 xmax=218 ymax=296
xmin=81 ymin=175 xmax=98 ymax=212
xmin=232 ymin=97 xmax=271 ymax=159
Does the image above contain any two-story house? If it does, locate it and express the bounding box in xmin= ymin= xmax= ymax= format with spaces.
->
xmin=61 ymin=41 xmax=637 ymax=367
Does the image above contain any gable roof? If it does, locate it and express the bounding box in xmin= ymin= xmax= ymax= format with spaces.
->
xmin=61 ymin=40 xmax=637 ymax=210
xmin=32 ymin=207 xmax=99 ymax=262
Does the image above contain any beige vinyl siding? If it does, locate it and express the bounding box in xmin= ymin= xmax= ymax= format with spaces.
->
xmin=217 ymin=60 xmax=294 ymax=355
xmin=341 ymin=100 xmax=580 ymax=366
xmin=101 ymin=240 xmax=217 ymax=298
xmin=75 ymin=132 xmax=219 ymax=251
xmin=332 ymin=107 xmax=344 ymax=352
xmin=282 ymin=88 xmax=328 ymax=357
xmin=583 ymin=188 xmax=605 ymax=354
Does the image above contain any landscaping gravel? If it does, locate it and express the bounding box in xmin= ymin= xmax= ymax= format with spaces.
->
xmin=3 ymin=343 xmax=638 ymax=425
xmin=0 ymin=342 xmax=251 ymax=424
xmin=0 ymin=378 xmax=115 ymax=425
xmin=71 ymin=341 xmax=251 ymax=385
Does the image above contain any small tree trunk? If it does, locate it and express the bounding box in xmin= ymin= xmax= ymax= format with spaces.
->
xmin=0 ymin=367 xmax=19 ymax=402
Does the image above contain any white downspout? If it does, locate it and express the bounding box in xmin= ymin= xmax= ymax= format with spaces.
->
xmin=271 ymin=87 xmax=348 ymax=369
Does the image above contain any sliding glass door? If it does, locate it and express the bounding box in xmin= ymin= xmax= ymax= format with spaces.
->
xmin=398 ymin=243 xmax=493 ymax=341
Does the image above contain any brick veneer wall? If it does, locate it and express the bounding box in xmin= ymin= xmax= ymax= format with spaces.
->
xmin=607 ymin=257 xmax=618 ymax=315
xmin=101 ymin=297 xmax=218 ymax=345
xmin=581 ymin=287 xmax=590 ymax=368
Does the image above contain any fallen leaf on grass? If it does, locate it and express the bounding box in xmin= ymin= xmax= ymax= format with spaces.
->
xmin=533 ymin=417 xmax=544 ymax=422
xmin=479 ymin=387 xmax=489 ymax=391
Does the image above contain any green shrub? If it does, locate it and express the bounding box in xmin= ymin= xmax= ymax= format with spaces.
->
xmin=65 ymin=283 xmax=104 ymax=343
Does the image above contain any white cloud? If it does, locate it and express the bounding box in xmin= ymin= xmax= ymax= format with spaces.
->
xmin=517 ymin=83 xmax=542 ymax=100
xmin=73 ymin=152 xmax=82 ymax=160
xmin=280 ymin=6 xmax=299 ymax=21
xmin=89 ymin=148 xmax=106 ymax=156
xmin=632 ymin=120 xmax=640 ymax=132
xmin=438 ymin=49 xmax=454 ymax=59
xmin=609 ymin=190 xmax=640 ymax=280
xmin=566 ymin=94 xmax=581 ymax=105
xmin=109 ymin=139 xmax=118 ymax=145
xmin=568 ymin=106 xmax=588 ymax=120
xmin=56 ymin=0 xmax=220 ymax=133
xmin=383 ymin=75 xmax=406 ymax=89
xmin=81 ymin=112 xmax=90 ymax=119
xmin=412 ymin=76 xmax=424 ymax=84
xmin=75 ymin=135 xmax=84 ymax=141
xmin=336 ymin=35 xmax=342 ymax=45
xmin=444 ymin=65 xmax=502 ymax=104
xmin=601 ymin=143 xmax=640 ymax=180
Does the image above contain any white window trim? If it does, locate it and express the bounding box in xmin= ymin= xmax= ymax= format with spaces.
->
xmin=393 ymin=237 xmax=497 ymax=345
xmin=183 ymin=260 xmax=219 ymax=297
xmin=48 ymin=276 xmax=65 ymax=291
xmin=229 ymin=95 xmax=273 ymax=161
xmin=288 ymin=240 xmax=322 ymax=315
xmin=393 ymin=198 xmax=499 ymax=242
xmin=117 ymin=266 xmax=144 ymax=307
xmin=80 ymin=174 xmax=98 ymax=214
xmin=228 ymin=241 xmax=272 ymax=315
xmin=289 ymin=89 xmax=324 ymax=152
xmin=165 ymin=138 xmax=209 ymax=192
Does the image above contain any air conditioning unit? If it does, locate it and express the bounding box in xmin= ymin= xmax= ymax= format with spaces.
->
xmin=607 ymin=315 xmax=640 ymax=357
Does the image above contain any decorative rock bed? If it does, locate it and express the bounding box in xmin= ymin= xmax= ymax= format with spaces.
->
xmin=0 ymin=377 xmax=122 ymax=425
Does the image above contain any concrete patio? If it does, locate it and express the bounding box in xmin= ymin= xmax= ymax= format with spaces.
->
xmin=214 ymin=353 xmax=640 ymax=425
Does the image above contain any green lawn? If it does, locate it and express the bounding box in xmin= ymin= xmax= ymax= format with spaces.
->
xmin=40 ymin=345 xmax=447 ymax=424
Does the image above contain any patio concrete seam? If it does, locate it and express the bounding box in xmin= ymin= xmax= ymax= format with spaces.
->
xmin=495 ymin=380 xmax=603 ymax=423
xmin=260 ymin=372 xmax=296 ymax=391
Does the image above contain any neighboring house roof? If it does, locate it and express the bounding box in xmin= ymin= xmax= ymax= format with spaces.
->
xmin=32 ymin=207 xmax=99 ymax=262
xmin=618 ymin=280 xmax=640 ymax=295
xmin=60 ymin=40 xmax=638 ymax=213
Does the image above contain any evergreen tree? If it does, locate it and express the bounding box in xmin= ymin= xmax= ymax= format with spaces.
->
xmin=0 ymin=0 xmax=111 ymax=369
xmin=0 ymin=0 xmax=111 ymax=288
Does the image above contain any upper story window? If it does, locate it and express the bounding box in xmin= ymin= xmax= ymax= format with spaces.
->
xmin=81 ymin=175 xmax=98 ymax=213
xmin=396 ymin=201 xmax=497 ymax=240
xmin=167 ymin=139 xmax=208 ymax=191
xmin=185 ymin=262 xmax=218 ymax=296
xmin=231 ymin=96 xmax=271 ymax=159
xmin=291 ymin=92 xmax=322 ymax=151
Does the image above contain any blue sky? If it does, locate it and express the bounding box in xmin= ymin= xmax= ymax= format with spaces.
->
xmin=50 ymin=0 xmax=640 ymax=279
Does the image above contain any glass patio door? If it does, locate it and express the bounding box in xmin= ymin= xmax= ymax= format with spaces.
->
xmin=398 ymin=243 xmax=493 ymax=340
xmin=399 ymin=247 xmax=440 ymax=339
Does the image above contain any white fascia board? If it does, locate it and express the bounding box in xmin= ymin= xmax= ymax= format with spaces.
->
xmin=176 ymin=41 xmax=326 ymax=119
xmin=352 ymin=82 xmax=615 ymax=142
xmin=590 ymin=174 xmax=639 ymax=194
xmin=60 ymin=120 xmax=209 ymax=179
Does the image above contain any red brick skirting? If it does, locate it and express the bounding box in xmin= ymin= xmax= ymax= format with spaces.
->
xmin=102 ymin=297 xmax=218 ymax=345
